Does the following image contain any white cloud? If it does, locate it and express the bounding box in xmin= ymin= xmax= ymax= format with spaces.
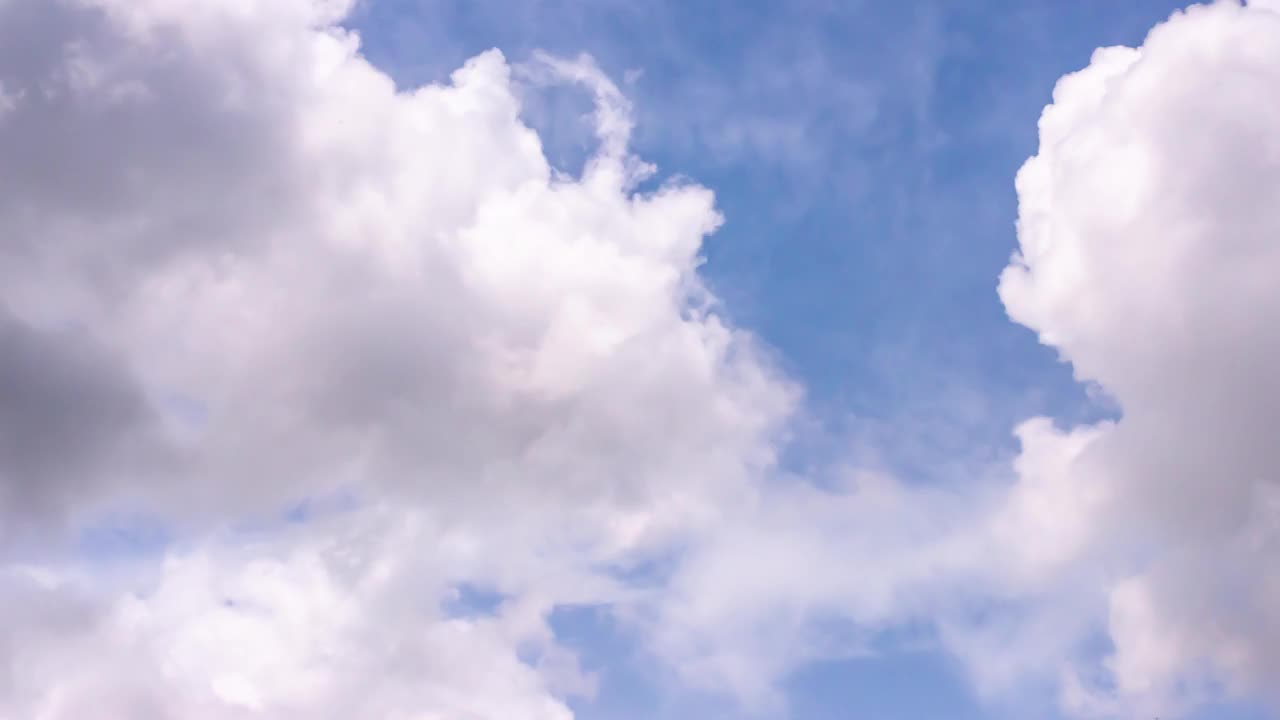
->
xmin=0 ymin=0 xmax=793 ymax=527
xmin=0 ymin=0 xmax=792 ymax=716
xmin=2 ymin=510 xmax=596 ymax=719
xmin=1000 ymin=0 xmax=1280 ymax=713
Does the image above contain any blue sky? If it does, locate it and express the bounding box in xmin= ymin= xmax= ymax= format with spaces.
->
xmin=4 ymin=0 xmax=1280 ymax=717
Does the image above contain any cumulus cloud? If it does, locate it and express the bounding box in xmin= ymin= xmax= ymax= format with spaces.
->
xmin=1000 ymin=0 xmax=1280 ymax=713
xmin=0 ymin=0 xmax=792 ymax=715
xmin=0 ymin=0 xmax=793 ymax=523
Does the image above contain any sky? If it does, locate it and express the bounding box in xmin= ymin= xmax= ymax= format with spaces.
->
xmin=1 ymin=0 xmax=1279 ymax=719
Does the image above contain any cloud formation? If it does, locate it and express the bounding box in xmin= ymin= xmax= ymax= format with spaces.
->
xmin=2 ymin=0 xmax=1280 ymax=718
xmin=0 ymin=0 xmax=791 ymax=716
xmin=1001 ymin=0 xmax=1280 ymax=713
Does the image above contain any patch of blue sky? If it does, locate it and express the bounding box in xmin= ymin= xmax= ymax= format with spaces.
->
xmin=75 ymin=510 xmax=172 ymax=564
xmin=443 ymin=581 xmax=507 ymax=619
xmin=72 ymin=487 xmax=362 ymax=572
xmin=785 ymin=650 xmax=990 ymax=720
xmin=551 ymin=603 xmax=717 ymax=720
xmin=1190 ymin=700 xmax=1274 ymax=720
xmin=552 ymin=604 xmax=992 ymax=720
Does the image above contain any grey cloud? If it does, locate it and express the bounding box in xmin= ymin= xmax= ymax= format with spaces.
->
xmin=0 ymin=0 xmax=311 ymax=298
xmin=0 ymin=308 xmax=157 ymax=530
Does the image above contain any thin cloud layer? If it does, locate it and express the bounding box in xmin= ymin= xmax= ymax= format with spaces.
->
xmin=1 ymin=0 xmax=1279 ymax=718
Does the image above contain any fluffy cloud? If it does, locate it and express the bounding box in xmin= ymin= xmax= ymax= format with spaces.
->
xmin=0 ymin=0 xmax=792 ymax=716
xmin=3 ymin=509 xmax=601 ymax=719
xmin=1000 ymin=0 xmax=1280 ymax=713
xmin=0 ymin=0 xmax=799 ymax=524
